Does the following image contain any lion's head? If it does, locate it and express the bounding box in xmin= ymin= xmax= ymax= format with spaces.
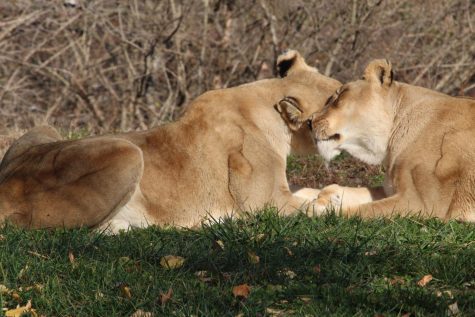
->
xmin=309 ymin=59 xmax=396 ymax=165
xmin=273 ymin=50 xmax=342 ymax=156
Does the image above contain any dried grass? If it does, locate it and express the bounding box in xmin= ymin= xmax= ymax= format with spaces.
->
xmin=0 ymin=0 xmax=473 ymax=134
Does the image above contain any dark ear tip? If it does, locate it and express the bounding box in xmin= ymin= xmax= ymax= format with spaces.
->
xmin=277 ymin=59 xmax=294 ymax=78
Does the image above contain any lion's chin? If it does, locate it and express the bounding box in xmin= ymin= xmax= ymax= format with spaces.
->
xmin=316 ymin=140 xmax=341 ymax=164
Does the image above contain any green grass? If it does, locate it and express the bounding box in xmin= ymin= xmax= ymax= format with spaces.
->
xmin=1 ymin=211 xmax=475 ymax=316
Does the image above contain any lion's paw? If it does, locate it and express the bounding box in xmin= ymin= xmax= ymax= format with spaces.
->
xmin=316 ymin=184 xmax=344 ymax=210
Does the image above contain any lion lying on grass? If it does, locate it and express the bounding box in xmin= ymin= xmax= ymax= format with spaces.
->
xmin=297 ymin=59 xmax=475 ymax=220
xmin=0 ymin=50 xmax=340 ymax=232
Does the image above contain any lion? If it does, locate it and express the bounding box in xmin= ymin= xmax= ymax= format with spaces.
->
xmin=0 ymin=50 xmax=341 ymax=232
xmin=295 ymin=59 xmax=475 ymax=221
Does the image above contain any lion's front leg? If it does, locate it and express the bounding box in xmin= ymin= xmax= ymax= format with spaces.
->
xmin=315 ymin=184 xmax=386 ymax=214
xmin=317 ymin=189 xmax=428 ymax=219
xmin=290 ymin=185 xmax=320 ymax=201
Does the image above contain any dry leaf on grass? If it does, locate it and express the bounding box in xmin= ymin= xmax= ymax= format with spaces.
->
xmin=248 ymin=252 xmax=260 ymax=264
xmin=417 ymin=274 xmax=433 ymax=287
xmin=232 ymin=284 xmax=251 ymax=299
xmin=298 ymin=296 xmax=312 ymax=303
xmin=266 ymin=307 xmax=290 ymax=316
xmin=118 ymin=284 xmax=132 ymax=299
xmin=313 ymin=264 xmax=321 ymax=274
xmin=194 ymin=270 xmax=212 ymax=283
xmin=68 ymin=250 xmax=75 ymax=264
xmin=447 ymin=302 xmax=459 ymax=316
xmin=253 ymin=233 xmax=266 ymax=242
xmin=436 ymin=290 xmax=454 ymax=299
xmin=11 ymin=292 xmax=21 ymax=302
xmin=17 ymin=265 xmax=29 ymax=280
xmin=22 ymin=284 xmax=44 ymax=293
xmin=0 ymin=284 xmax=10 ymax=294
xmin=160 ymin=255 xmax=185 ymax=269
xmin=386 ymin=276 xmax=405 ymax=286
xmin=283 ymin=247 xmax=293 ymax=256
xmin=5 ymin=300 xmax=38 ymax=317
xmin=279 ymin=269 xmax=297 ymax=279
xmin=130 ymin=309 xmax=153 ymax=317
xmin=159 ymin=288 xmax=173 ymax=306
xmin=214 ymin=240 xmax=225 ymax=251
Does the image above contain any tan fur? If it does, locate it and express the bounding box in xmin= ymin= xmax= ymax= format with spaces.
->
xmin=304 ymin=59 xmax=475 ymax=220
xmin=0 ymin=50 xmax=341 ymax=232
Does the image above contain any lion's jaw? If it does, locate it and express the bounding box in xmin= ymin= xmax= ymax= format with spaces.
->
xmin=338 ymin=126 xmax=390 ymax=165
xmin=314 ymin=102 xmax=393 ymax=165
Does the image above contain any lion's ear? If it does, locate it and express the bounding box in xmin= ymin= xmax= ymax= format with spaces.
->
xmin=363 ymin=59 xmax=394 ymax=87
xmin=276 ymin=50 xmax=316 ymax=78
xmin=275 ymin=96 xmax=304 ymax=131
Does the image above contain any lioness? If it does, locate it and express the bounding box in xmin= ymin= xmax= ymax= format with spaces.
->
xmin=297 ymin=59 xmax=475 ymax=220
xmin=0 ymin=50 xmax=340 ymax=232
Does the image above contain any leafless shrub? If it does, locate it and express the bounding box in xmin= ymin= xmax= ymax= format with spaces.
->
xmin=0 ymin=0 xmax=473 ymax=133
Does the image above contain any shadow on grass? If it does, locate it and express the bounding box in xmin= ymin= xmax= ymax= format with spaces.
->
xmin=1 ymin=210 xmax=475 ymax=316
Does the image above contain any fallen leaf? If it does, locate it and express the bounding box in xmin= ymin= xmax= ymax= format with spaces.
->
xmin=194 ymin=270 xmax=212 ymax=282
xmin=298 ymin=296 xmax=312 ymax=303
xmin=386 ymin=276 xmax=405 ymax=286
xmin=214 ymin=240 xmax=225 ymax=251
xmin=266 ymin=307 xmax=288 ymax=316
xmin=248 ymin=252 xmax=260 ymax=264
xmin=11 ymin=292 xmax=21 ymax=302
xmin=118 ymin=256 xmax=131 ymax=264
xmin=279 ymin=269 xmax=296 ymax=279
xmin=254 ymin=233 xmax=266 ymax=242
xmin=417 ymin=274 xmax=433 ymax=287
xmin=159 ymin=288 xmax=173 ymax=306
xmin=313 ymin=264 xmax=321 ymax=274
xmin=232 ymin=284 xmax=251 ymax=299
xmin=95 ymin=290 xmax=104 ymax=299
xmin=130 ymin=309 xmax=153 ymax=317
xmin=5 ymin=300 xmax=38 ymax=317
xmin=436 ymin=290 xmax=454 ymax=299
xmin=283 ymin=247 xmax=293 ymax=256
xmin=23 ymin=284 xmax=44 ymax=293
xmin=68 ymin=250 xmax=75 ymax=264
xmin=119 ymin=284 xmax=132 ymax=299
xmin=364 ymin=250 xmax=377 ymax=256
xmin=447 ymin=302 xmax=459 ymax=316
xmin=17 ymin=265 xmax=29 ymax=280
xmin=0 ymin=284 xmax=10 ymax=294
xmin=160 ymin=255 xmax=185 ymax=269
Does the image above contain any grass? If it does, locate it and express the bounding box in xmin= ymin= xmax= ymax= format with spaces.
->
xmin=1 ymin=210 xmax=475 ymax=316
xmin=287 ymin=153 xmax=385 ymax=190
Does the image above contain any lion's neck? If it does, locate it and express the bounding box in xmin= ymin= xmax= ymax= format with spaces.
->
xmin=387 ymin=83 xmax=438 ymax=165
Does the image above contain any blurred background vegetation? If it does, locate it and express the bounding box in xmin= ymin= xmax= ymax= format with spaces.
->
xmin=1 ymin=0 xmax=473 ymax=133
